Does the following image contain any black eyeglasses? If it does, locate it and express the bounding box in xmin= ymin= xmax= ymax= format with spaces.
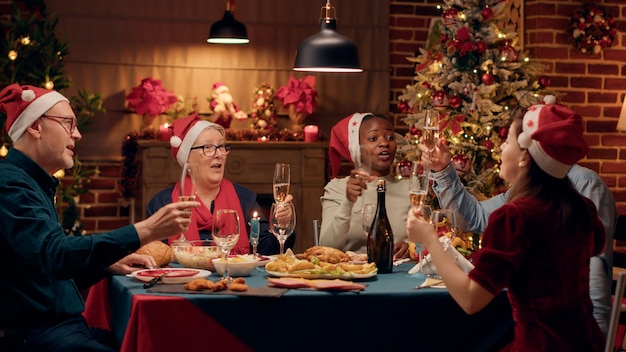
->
xmin=41 ymin=115 xmax=78 ymax=134
xmin=190 ymin=144 xmax=232 ymax=157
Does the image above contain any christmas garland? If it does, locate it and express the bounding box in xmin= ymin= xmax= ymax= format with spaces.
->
xmin=568 ymin=2 xmax=617 ymax=55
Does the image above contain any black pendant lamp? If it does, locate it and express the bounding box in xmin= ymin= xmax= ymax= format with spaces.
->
xmin=293 ymin=0 xmax=362 ymax=73
xmin=207 ymin=0 xmax=249 ymax=44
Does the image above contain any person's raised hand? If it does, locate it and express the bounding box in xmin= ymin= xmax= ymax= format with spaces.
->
xmin=419 ymin=137 xmax=452 ymax=173
xmin=406 ymin=207 xmax=438 ymax=249
xmin=134 ymin=200 xmax=199 ymax=244
xmin=345 ymin=169 xmax=374 ymax=203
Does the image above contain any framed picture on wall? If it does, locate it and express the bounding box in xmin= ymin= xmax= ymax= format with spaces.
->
xmin=501 ymin=0 xmax=524 ymax=49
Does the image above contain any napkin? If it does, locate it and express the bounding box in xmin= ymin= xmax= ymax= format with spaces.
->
xmin=408 ymin=243 xmax=474 ymax=275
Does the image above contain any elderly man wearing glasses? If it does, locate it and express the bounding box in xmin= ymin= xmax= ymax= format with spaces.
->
xmin=0 ymin=85 xmax=199 ymax=351
xmin=147 ymin=113 xmax=295 ymax=255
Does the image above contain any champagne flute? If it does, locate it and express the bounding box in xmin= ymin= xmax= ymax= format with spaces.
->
xmin=269 ymin=202 xmax=296 ymax=255
xmin=422 ymin=109 xmax=440 ymax=155
xmin=213 ymin=209 xmax=240 ymax=281
xmin=362 ymin=203 xmax=376 ymax=237
xmin=273 ymin=163 xmax=290 ymax=205
xmin=409 ymin=160 xmax=429 ymax=210
xmin=172 ymin=162 xmax=196 ymax=246
xmin=432 ymin=208 xmax=457 ymax=250
xmin=353 ymin=145 xmax=372 ymax=214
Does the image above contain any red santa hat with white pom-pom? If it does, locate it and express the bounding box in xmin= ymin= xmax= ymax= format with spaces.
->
xmin=517 ymin=95 xmax=589 ymax=178
xmin=0 ymin=84 xmax=68 ymax=142
xmin=168 ymin=112 xmax=224 ymax=166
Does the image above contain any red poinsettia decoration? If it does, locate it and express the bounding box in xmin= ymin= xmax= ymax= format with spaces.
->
xmin=275 ymin=75 xmax=318 ymax=115
xmin=126 ymin=77 xmax=178 ymax=117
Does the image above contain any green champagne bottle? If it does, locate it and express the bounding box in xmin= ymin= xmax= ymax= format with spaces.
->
xmin=367 ymin=179 xmax=394 ymax=273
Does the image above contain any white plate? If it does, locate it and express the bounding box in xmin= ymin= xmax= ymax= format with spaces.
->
xmin=255 ymin=255 xmax=276 ymax=267
xmin=265 ymin=270 xmax=376 ymax=280
xmin=127 ymin=268 xmax=211 ymax=284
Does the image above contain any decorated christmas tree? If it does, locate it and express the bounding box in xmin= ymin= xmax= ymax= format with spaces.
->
xmin=398 ymin=0 xmax=556 ymax=200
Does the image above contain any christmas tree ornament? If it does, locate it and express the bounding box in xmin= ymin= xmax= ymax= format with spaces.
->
xmin=431 ymin=90 xmax=449 ymax=108
xmin=481 ymin=73 xmax=495 ymax=85
xmin=539 ymin=76 xmax=551 ymax=88
xmin=449 ymin=95 xmax=462 ymax=109
xmin=481 ymin=7 xmax=493 ymax=20
xmin=452 ymin=154 xmax=471 ymax=176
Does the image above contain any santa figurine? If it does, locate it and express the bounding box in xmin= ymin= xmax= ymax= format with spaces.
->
xmin=209 ymin=82 xmax=248 ymax=128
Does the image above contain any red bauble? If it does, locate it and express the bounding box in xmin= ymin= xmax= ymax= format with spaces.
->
xmin=498 ymin=127 xmax=508 ymax=139
xmin=409 ymin=126 xmax=419 ymax=136
xmin=539 ymin=76 xmax=551 ymax=87
xmin=449 ymin=95 xmax=462 ymax=109
xmin=481 ymin=139 xmax=495 ymax=150
xmin=500 ymin=45 xmax=518 ymax=62
xmin=397 ymin=101 xmax=409 ymax=113
xmin=476 ymin=41 xmax=488 ymax=54
xmin=481 ymin=73 xmax=495 ymax=85
xmin=395 ymin=160 xmax=413 ymax=178
xmin=481 ymin=8 xmax=494 ymax=20
xmin=452 ymin=154 xmax=471 ymax=176
xmin=431 ymin=90 xmax=450 ymax=108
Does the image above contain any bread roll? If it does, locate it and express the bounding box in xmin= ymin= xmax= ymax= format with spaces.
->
xmin=136 ymin=241 xmax=173 ymax=267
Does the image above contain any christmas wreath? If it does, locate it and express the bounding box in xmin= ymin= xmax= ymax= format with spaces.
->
xmin=568 ymin=2 xmax=617 ymax=55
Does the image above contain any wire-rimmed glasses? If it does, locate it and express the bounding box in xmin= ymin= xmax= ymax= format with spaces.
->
xmin=189 ymin=143 xmax=232 ymax=157
xmin=41 ymin=115 xmax=77 ymax=134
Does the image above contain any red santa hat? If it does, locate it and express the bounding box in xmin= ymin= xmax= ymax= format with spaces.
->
xmin=517 ymin=95 xmax=589 ymax=178
xmin=328 ymin=112 xmax=373 ymax=178
xmin=169 ymin=113 xmax=224 ymax=166
xmin=0 ymin=84 xmax=69 ymax=142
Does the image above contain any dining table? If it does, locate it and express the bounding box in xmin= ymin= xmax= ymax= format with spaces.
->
xmin=83 ymin=262 xmax=514 ymax=352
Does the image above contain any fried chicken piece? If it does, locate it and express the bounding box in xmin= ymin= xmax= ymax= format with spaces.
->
xmin=229 ymin=282 xmax=248 ymax=292
xmin=296 ymin=246 xmax=350 ymax=264
xmin=184 ymin=278 xmax=214 ymax=291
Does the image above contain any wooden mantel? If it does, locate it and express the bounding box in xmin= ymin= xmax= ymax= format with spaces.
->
xmin=136 ymin=140 xmax=329 ymax=253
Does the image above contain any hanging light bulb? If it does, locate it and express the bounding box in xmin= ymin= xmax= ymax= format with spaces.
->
xmin=207 ymin=0 xmax=249 ymax=44
xmin=293 ymin=0 xmax=362 ymax=73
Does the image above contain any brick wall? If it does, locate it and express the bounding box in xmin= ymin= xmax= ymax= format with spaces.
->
xmin=74 ymin=0 xmax=626 ymax=234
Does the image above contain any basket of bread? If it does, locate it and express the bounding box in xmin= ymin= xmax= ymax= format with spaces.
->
xmin=265 ymin=246 xmax=377 ymax=280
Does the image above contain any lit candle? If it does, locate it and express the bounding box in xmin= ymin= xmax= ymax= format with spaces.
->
xmin=304 ymin=125 xmax=318 ymax=142
xmin=257 ymin=136 xmax=269 ymax=142
xmin=250 ymin=211 xmax=260 ymax=239
xmin=250 ymin=211 xmax=260 ymax=256
xmin=159 ymin=123 xmax=170 ymax=141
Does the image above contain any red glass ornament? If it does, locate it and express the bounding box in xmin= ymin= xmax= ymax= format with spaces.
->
xmin=452 ymin=154 xmax=471 ymax=175
xmin=500 ymin=45 xmax=518 ymax=62
xmin=538 ymin=76 xmax=551 ymax=87
xmin=481 ymin=73 xmax=495 ymax=85
xmin=498 ymin=127 xmax=508 ymax=139
xmin=481 ymin=140 xmax=494 ymax=150
xmin=449 ymin=95 xmax=462 ymax=109
xmin=409 ymin=126 xmax=419 ymax=136
xmin=397 ymin=101 xmax=409 ymax=113
xmin=431 ymin=90 xmax=449 ymax=108
xmin=395 ymin=160 xmax=413 ymax=178
xmin=481 ymin=8 xmax=494 ymax=20
xmin=476 ymin=41 xmax=488 ymax=54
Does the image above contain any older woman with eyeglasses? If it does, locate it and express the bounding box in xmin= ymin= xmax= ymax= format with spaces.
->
xmin=147 ymin=113 xmax=295 ymax=255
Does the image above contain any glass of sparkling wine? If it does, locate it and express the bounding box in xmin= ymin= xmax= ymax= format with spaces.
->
xmin=273 ymin=163 xmax=290 ymax=205
xmin=173 ymin=162 xmax=196 ymax=245
xmin=409 ymin=160 xmax=429 ymax=210
xmin=422 ymin=109 xmax=440 ymax=155
xmin=269 ymin=202 xmax=296 ymax=255
xmin=362 ymin=203 xmax=376 ymax=237
xmin=213 ymin=209 xmax=240 ymax=281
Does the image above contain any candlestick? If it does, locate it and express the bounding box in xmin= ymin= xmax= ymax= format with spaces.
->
xmin=159 ymin=123 xmax=170 ymax=141
xmin=304 ymin=125 xmax=318 ymax=142
xmin=250 ymin=212 xmax=260 ymax=257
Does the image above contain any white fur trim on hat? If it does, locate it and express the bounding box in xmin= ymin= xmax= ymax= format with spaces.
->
xmin=528 ymin=142 xmax=571 ymax=178
xmin=347 ymin=113 xmax=372 ymax=165
xmin=175 ymin=120 xmax=223 ymax=166
xmin=8 ymin=90 xmax=68 ymax=142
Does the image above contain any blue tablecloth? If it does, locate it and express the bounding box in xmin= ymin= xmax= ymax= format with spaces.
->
xmin=108 ymin=263 xmax=513 ymax=351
